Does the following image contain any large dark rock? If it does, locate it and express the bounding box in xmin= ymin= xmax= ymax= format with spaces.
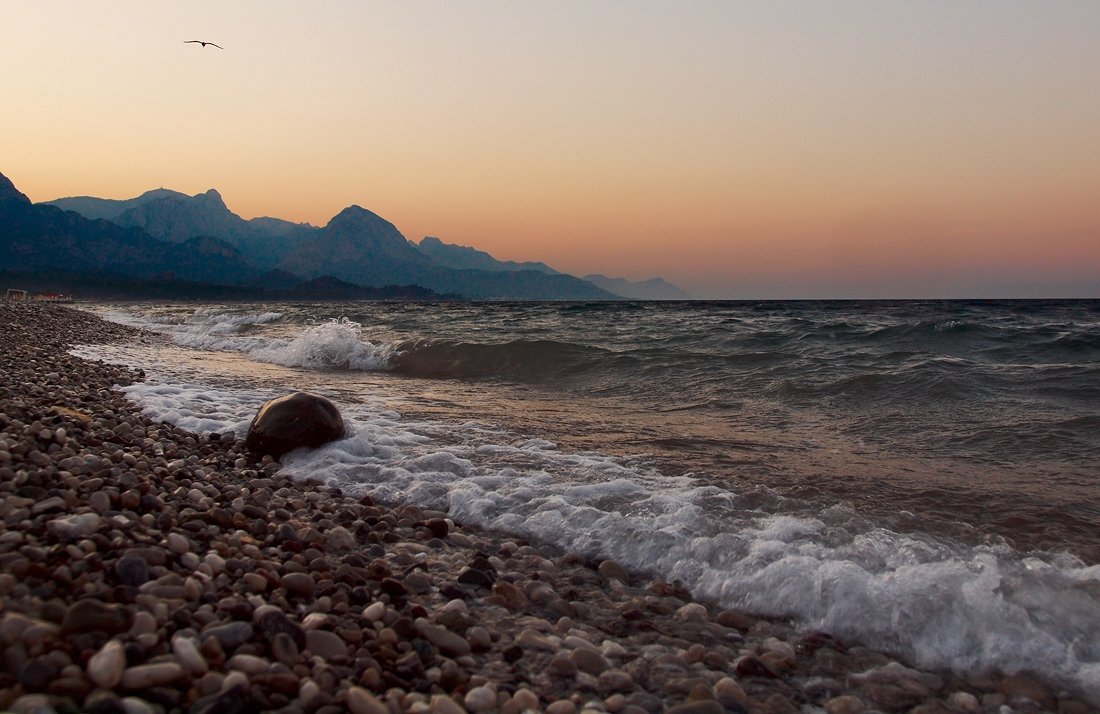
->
xmin=245 ymin=392 xmax=344 ymax=458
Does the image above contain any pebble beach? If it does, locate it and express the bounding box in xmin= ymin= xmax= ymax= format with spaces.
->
xmin=0 ymin=301 xmax=1089 ymax=714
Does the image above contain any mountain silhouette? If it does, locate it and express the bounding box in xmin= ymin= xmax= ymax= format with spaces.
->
xmin=48 ymin=189 xmax=312 ymax=270
xmin=583 ymin=274 xmax=691 ymax=300
xmin=416 ymin=236 xmax=559 ymax=275
xmin=278 ymin=206 xmax=616 ymax=299
xmin=38 ymin=176 xmax=684 ymax=299
xmin=2 ymin=172 xmax=257 ymax=285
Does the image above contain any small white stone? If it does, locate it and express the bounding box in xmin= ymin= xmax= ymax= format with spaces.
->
xmin=47 ymin=513 xmax=103 ymax=539
xmin=674 ymin=603 xmax=709 ymax=621
xmin=166 ymin=532 xmax=190 ymax=554
xmin=946 ymin=691 xmax=980 ymax=712
xmin=362 ymin=601 xmax=386 ymax=622
xmin=464 ymin=686 xmax=497 ymax=713
xmin=298 ymin=678 xmax=321 ymax=704
xmin=87 ymin=639 xmax=126 ymax=688
xmin=172 ymin=634 xmax=208 ymax=675
xmin=326 ymin=526 xmax=357 ymax=550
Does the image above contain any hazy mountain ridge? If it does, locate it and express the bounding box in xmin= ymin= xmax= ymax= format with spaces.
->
xmin=2 ymin=184 xmax=257 ymax=286
xmin=584 ymin=274 xmax=691 ymax=300
xmin=51 ymin=189 xmax=309 ymax=271
xmin=29 ymin=175 xmax=686 ymax=299
xmin=278 ymin=207 xmax=617 ymax=300
xmin=417 ymin=236 xmax=559 ymax=275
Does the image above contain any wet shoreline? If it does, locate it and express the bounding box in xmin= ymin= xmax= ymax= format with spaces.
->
xmin=0 ymin=301 xmax=1086 ymax=713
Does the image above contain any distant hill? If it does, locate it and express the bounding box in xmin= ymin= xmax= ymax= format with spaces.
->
xmin=279 ymin=206 xmax=618 ymax=300
xmin=47 ymin=189 xmax=313 ymax=270
xmin=2 ymin=173 xmax=257 ymax=286
xmin=32 ymin=173 xmax=683 ymax=300
xmin=46 ymin=188 xmax=184 ymax=220
xmin=583 ymin=274 xmax=691 ymax=300
xmin=417 ymin=236 xmax=559 ymax=275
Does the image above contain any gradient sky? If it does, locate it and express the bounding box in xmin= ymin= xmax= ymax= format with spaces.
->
xmin=3 ymin=1 xmax=1099 ymax=298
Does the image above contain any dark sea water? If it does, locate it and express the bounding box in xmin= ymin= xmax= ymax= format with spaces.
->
xmin=79 ymin=299 xmax=1100 ymax=697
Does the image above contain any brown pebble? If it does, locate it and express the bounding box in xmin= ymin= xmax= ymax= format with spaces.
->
xmin=281 ymin=572 xmax=316 ymax=599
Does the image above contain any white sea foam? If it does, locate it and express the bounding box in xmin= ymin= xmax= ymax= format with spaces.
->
xmin=93 ymin=307 xmax=394 ymax=371
xmin=74 ymin=324 xmax=1100 ymax=702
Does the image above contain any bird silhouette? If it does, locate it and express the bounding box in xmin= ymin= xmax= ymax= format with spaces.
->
xmin=184 ymin=40 xmax=223 ymax=49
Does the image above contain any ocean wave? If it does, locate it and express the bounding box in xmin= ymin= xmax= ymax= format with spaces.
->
xmin=287 ymin=426 xmax=1100 ymax=701
xmin=391 ymin=338 xmax=612 ymax=380
xmin=75 ymin=328 xmax=1100 ymax=701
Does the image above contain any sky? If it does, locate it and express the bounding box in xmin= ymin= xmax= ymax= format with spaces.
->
xmin=3 ymin=1 xmax=1099 ymax=298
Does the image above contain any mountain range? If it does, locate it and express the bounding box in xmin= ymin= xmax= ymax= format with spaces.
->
xmin=3 ymin=171 xmax=690 ymax=300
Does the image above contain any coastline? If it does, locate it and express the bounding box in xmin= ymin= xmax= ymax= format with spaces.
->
xmin=0 ymin=302 xmax=1086 ymax=714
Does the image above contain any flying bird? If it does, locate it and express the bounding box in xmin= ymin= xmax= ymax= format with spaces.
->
xmin=184 ymin=40 xmax=223 ymax=49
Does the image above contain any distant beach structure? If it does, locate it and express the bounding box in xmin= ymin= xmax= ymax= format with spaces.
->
xmin=4 ymin=289 xmax=72 ymax=302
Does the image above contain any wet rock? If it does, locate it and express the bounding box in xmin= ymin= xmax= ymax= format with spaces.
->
xmin=245 ymin=392 xmax=344 ymax=458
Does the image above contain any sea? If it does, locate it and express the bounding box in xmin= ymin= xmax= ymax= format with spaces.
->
xmin=74 ymin=299 xmax=1100 ymax=698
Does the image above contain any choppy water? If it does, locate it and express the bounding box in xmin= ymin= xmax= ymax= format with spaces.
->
xmin=78 ymin=299 xmax=1100 ymax=699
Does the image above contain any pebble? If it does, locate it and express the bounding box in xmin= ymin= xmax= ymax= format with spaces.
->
xmin=674 ymin=603 xmax=708 ymax=622
xmin=347 ymin=686 xmax=390 ymax=714
xmin=226 ymin=653 xmax=270 ymax=674
xmin=171 ymin=634 xmax=209 ymax=675
xmin=203 ymin=621 xmax=254 ymax=651
xmin=546 ymin=701 xmax=577 ymax=714
xmin=431 ymin=693 xmax=468 ymax=714
xmin=120 ymin=662 xmax=186 ymax=688
xmin=47 ymin=513 xmax=103 ymax=539
xmin=417 ymin=618 xmax=472 ymax=656
xmin=571 ymin=647 xmax=610 ymax=674
xmin=464 ymin=685 xmax=498 ymax=712
xmin=87 ymin=639 xmax=126 ymax=688
xmin=326 ymin=525 xmax=357 ymax=550
xmin=60 ymin=599 xmax=133 ymax=635
xmin=305 ymin=628 xmax=349 ymax=660
xmin=281 ymin=571 xmax=317 ymax=599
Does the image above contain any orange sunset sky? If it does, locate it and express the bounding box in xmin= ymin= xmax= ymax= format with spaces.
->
xmin=3 ymin=1 xmax=1099 ymax=298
